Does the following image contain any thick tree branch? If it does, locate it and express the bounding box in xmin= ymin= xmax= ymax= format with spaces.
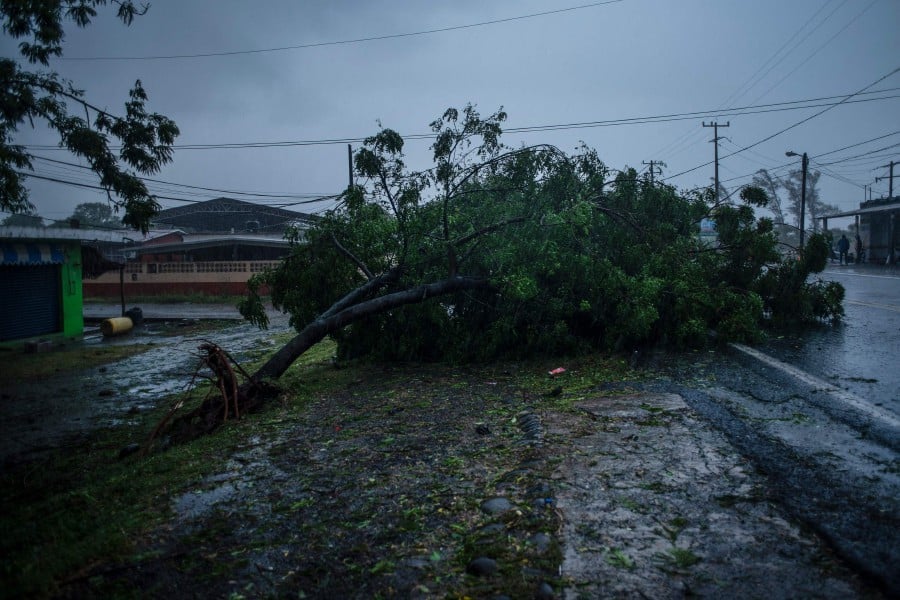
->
xmin=330 ymin=233 xmax=374 ymax=280
xmin=252 ymin=276 xmax=490 ymax=381
xmin=320 ymin=267 xmax=401 ymax=319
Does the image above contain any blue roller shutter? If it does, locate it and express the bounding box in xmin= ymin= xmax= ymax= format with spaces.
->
xmin=0 ymin=243 xmax=64 ymax=341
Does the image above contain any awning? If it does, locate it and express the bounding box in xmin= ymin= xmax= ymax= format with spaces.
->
xmin=0 ymin=243 xmax=65 ymax=265
xmin=820 ymin=201 xmax=900 ymax=220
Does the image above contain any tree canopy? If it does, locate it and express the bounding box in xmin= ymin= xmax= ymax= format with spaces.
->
xmin=52 ymin=201 xmax=122 ymax=228
xmin=1 ymin=210 xmax=43 ymax=227
xmin=240 ymin=105 xmax=844 ymax=377
xmin=1 ymin=1 xmax=178 ymax=233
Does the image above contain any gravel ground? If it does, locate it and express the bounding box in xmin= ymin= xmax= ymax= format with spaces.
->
xmin=55 ymin=360 xmax=882 ymax=599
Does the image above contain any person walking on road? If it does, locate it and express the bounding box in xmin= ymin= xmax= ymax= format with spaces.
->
xmin=837 ymin=234 xmax=850 ymax=265
xmin=855 ymin=234 xmax=864 ymax=264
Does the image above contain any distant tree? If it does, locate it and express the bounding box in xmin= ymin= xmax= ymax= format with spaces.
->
xmin=750 ymin=169 xmax=785 ymax=224
xmin=713 ymin=179 xmax=731 ymax=205
xmin=782 ymin=168 xmax=831 ymax=234
xmin=1 ymin=211 xmax=43 ymax=227
xmin=53 ymin=202 xmax=122 ymax=229
xmin=751 ymin=168 xmax=799 ymax=249
xmin=0 ymin=1 xmax=178 ymax=233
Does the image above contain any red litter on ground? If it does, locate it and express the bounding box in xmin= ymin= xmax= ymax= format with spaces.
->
xmin=548 ymin=367 xmax=566 ymax=376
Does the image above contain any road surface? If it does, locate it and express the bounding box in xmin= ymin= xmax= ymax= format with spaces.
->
xmin=646 ymin=263 xmax=900 ymax=594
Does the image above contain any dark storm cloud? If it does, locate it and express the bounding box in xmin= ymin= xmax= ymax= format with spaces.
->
xmin=3 ymin=0 xmax=898 ymax=221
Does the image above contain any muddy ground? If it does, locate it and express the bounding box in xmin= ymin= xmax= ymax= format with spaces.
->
xmin=58 ymin=372 xmax=881 ymax=598
xmin=0 ymin=317 xmax=887 ymax=599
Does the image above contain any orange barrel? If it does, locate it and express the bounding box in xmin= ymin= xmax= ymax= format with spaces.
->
xmin=100 ymin=316 xmax=134 ymax=337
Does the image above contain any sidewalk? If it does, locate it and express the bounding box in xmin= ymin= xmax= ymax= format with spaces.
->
xmin=83 ymin=302 xmax=261 ymax=321
xmin=823 ymin=260 xmax=900 ymax=277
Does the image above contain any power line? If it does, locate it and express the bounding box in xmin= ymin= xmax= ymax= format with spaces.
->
xmin=59 ymin=1 xmax=626 ymax=61
xmin=812 ymin=130 xmax=900 ymax=159
xmin=662 ymin=65 xmax=900 ymax=183
xmin=814 ymin=142 xmax=900 ymax=166
xmin=748 ymin=0 xmax=878 ymax=106
xmin=31 ymin=155 xmax=335 ymax=200
xmin=650 ymin=0 xmax=844 ymax=162
xmin=725 ymin=0 xmax=848 ymax=109
xmin=16 ymin=170 xmax=341 ymax=208
xmin=22 ymin=87 xmax=900 ymax=152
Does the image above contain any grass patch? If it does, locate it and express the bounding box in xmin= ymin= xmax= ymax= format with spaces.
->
xmin=0 ymin=415 xmax=244 ymax=597
xmin=0 ymin=337 xmax=340 ymax=599
xmin=656 ymin=547 xmax=701 ymax=569
xmin=0 ymin=340 xmax=635 ymax=598
xmin=605 ymin=548 xmax=636 ymax=569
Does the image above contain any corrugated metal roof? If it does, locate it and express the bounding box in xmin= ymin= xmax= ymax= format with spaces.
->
xmin=133 ymin=233 xmax=291 ymax=254
xmin=0 ymin=225 xmax=182 ymax=243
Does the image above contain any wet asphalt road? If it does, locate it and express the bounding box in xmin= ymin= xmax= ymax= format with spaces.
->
xmin=758 ymin=263 xmax=900 ymax=411
xmin=647 ymin=264 xmax=900 ymax=594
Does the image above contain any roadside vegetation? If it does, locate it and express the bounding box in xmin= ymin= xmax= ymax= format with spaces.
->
xmin=0 ymin=339 xmax=637 ymax=598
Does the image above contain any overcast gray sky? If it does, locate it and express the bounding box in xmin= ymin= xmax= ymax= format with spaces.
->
xmin=4 ymin=0 xmax=899 ymax=228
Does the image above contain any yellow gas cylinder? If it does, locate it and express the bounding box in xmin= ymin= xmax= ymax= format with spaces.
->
xmin=100 ymin=316 xmax=134 ymax=337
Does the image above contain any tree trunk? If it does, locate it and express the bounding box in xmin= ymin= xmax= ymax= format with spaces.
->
xmin=252 ymin=276 xmax=490 ymax=381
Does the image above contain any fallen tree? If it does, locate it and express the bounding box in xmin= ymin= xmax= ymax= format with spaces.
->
xmin=152 ymin=104 xmax=844 ymax=444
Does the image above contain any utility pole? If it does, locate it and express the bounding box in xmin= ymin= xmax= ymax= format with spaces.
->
xmin=347 ymin=144 xmax=354 ymax=189
xmin=642 ymin=160 xmax=665 ymax=186
xmin=786 ymin=151 xmax=808 ymax=250
xmin=703 ymin=121 xmax=729 ymax=203
xmin=876 ymin=160 xmax=897 ymax=264
xmin=875 ymin=160 xmax=896 ymax=200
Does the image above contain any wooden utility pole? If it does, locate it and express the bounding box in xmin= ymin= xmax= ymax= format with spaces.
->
xmin=642 ymin=160 xmax=664 ymax=186
xmin=875 ymin=160 xmax=896 ymax=200
xmin=347 ymin=144 xmax=353 ymax=188
xmin=703 ymin=121 xmax=729 ymax=203
xmin=876 ymin=161 xmax=897 ymax=264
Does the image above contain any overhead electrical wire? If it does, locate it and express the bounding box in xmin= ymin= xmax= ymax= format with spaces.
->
xmin=813 ymin=142 xmax=900 ymax=166
xmin=22 ymin=87 xmax=900 ymax=153
xmin=59 ymin=0 xmax=626 ymax=61
xmin=812 ymin=130 xmax=900 ymax=158
xmin=31 ymin=155 xmax=336 ymax=200
xmin=662 ymin=128 xmax=900 ymax=196
xmin=747 ymin=0 xmax=879 ymax=106
xmin=651 ymin=0 xmax=844 ymax=161
xmin=661 ymin=65 xmax=900 ymax=183
xmin=16 ymin=170 xmax=341 ymax=208
xmin=722 ymin=0 xmax=847 ymax=110
xmin=653 ymin=0 xmax=863 ymax=165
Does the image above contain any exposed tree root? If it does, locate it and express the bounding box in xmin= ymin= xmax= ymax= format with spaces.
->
xmin=144 ymin=341 xmax=278 ymax=452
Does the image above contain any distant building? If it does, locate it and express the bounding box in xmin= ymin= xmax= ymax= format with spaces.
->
xmin=83 ymin=198 xmax=316 ymax=298
xmin=151 ymin=197 xmax=316 ymax=233
xmin=821 ymin=198 xmax=899 ymax=264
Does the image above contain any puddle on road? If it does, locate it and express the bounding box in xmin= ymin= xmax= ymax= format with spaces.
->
xmin=1 ymin=316 xmax=291 ymax=465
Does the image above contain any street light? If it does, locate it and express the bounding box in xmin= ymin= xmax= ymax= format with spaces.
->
xmin=786 ymin=151 xmax=808 ymax=250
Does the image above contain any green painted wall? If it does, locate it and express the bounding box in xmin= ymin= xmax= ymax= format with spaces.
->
xmin=61 ymin=244 xmax=84 ymax=338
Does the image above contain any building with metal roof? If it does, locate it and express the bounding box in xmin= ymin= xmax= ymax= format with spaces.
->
xmin=821 ymin=198 xmax=899 ymax=264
